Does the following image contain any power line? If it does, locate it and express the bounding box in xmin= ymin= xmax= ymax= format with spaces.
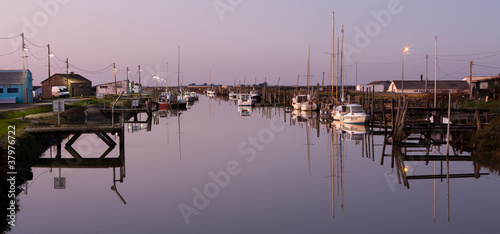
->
xmin=0 ymin=34 xmax=21 ymax=40
xmin=474 ymin=64 xmax=500 ymax=70
xmin=69 ymin=63 xmax=113 ymax=74
xmin=357 ymin=57 xmax=422 ymax=65
xmin=0 ymin=46 xmax=21 ymax=56
xmin=24 ymin=38 xmax=46 ymax=48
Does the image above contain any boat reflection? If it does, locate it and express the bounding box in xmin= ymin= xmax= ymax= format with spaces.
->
xmin=238 ymin=106 xmax=252 ymax=117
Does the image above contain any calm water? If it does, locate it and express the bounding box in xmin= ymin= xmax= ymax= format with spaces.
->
xmin=12 ymin=96 xmax=500 ymax=234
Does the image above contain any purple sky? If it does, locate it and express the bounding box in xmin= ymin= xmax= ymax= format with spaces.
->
xmin=1 ymin=0 xmax=499 ymax=87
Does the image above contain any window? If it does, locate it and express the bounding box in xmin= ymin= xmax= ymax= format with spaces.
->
xmin=7 ymin=88 xmax=18 ymax=93
xmin=0 ymin=88 xmax=3 ymax=93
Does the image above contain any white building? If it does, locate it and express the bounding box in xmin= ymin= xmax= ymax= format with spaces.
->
xmin=95 ymin=80 xmax=140 ymax=99
xmin=356 ymin=80 xmax=391 ymax=92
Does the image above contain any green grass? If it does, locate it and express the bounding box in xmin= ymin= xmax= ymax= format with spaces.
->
xmin=0 ymin=105 xmax=53 ymax=119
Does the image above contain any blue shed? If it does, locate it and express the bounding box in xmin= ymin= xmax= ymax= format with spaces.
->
xmin=0 ymin=70 xmax=33 ymax=103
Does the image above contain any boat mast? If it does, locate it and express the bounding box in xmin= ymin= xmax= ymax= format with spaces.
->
xmin=331 ymin=11 xmax=335 ymax=101
xmin=307 ymin=46 xmax=311 ymax=96
xmin=340 ymin=25 xmax=344 ymax=103
xmin=177 ymin=45 xmax=181 ymax=90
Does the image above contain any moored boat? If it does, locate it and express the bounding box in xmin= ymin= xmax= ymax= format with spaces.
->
xmin=238 ymin=94 xmax=253 ymax=106
xmin=338 ymin=104 xmax=369 ymax=124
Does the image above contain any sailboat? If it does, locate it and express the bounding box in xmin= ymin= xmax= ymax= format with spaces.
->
xmin=301 ymin=46 xmax=317 ymax=111
xmin=330 ymin=27 xmax=369 ymax=124
xmin=170 ymin=46 xmax=187 ymax=109
xmin=206 ymin=70 xmax=216 ymax=97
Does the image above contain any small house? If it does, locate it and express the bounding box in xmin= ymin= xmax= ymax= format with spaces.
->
xmin=41 ymin=72 xmax=92 ymax=98
xmin=387 ymin=80 xmax=469 ymax=94
xmin=462 ymin=75 xmax=500 ymax=99
xmin=0 ymin=70 xmax=33 ymax=103
xmin=356 ymin=80 xmax=391 ymax=92
xmin=95 ymin=80 xmax=135 ymax=99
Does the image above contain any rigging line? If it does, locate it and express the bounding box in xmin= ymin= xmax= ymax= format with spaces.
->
xmin=24 ymin=38 xmax=46 ymax=48
xmin=0 ymin=46 xmax=21 ymax=56
xmin=474 ymin=64 xmax=500 ymax=70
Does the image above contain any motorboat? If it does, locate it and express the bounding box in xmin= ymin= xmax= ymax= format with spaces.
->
xmin=207 ymin=89 xmax=216 ymax=97
xmin=292 ymin=94 xmax=308 ymax=110
xmin=190 ymin=91 xmax=199 ymax=100
xmin=300 ymin=99 xmax=317 ymax=111
xmin=337 ymin=104 xmax=369 ymax=124
xmin=183 ymin=91 xmax=195 ymax=102
xmin=249 ymin=90 xmax=261 ymax=103
xmin=228 ymin=91 xmax=238 ymax=100
xmin=238 ymin=94 xmax=253 ymax=106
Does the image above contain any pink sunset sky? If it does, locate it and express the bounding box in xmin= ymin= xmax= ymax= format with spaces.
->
xmin=1 ymin=0 xmax=499 ymax=87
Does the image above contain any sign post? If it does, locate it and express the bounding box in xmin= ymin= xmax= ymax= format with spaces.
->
xmin=53 ymin=100 xmax=65 ymax=126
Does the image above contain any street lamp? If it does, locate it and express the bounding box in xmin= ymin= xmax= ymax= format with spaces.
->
xmin=402 ymin=47 xmax=409 ymax=95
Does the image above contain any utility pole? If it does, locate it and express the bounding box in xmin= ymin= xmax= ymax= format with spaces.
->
xmin=138 ymin=65 xmax=141 ymax=95
xmin=126 ymin=67 xmax=129 ymax=93
xmin=469 ymin=61 xmax=473 ymax=98
xmin=425 ymin=55 xmax=428 ymax=93
xmin=22 ymin=33 xmax=27 ymax=103
xmin=66 ymin=58 xmax=69 ymax=96
xmin=48 ymin=44 xmax=52 ymax=98
xmin=113 ymin=63 xmax=117 ymax=95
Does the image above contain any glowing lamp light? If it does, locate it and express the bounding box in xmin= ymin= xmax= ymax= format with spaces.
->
xmin=404 ymin=166 xmax=409 ymax=172
xmin=49 ymin=53 xmax=54 ymax=57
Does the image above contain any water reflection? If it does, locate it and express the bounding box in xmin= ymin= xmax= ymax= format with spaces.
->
xmin=10 ymin=95 xmax=500 ymax=233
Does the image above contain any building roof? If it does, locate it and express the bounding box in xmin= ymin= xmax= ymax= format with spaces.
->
xmin=0 ymin=70 xmax=31 ymax=85
xmin=391 ymin=80 xmax=469 ymax=90
xmin=41 ymin=73 xmax=91 ymax=84
xmin=462 ymin=75 xmax=500 ymax=83
xmin=367 ymin=80 xmax=391 ymax=85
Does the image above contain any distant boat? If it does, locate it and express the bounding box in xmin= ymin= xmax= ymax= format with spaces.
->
xmin=169 ymin=91 xmax=187 ymax=109
xmin=292 ymin=94 xmax=309 ymax=110
xmin=238 ymin=93 xmax=253 ymax=106
xmin=207 ymin=89 xmax=216 ymax=97
xmin=338 ymin=104 xmax=369 ymax=124
xmin=183 ymin=91 xmax=195 ymax=102
xmin=190 ymin=91 xmax=199 ymax=100
xmin=228 ymin=91 xmax=238 ymax=100
xmin=249 ymin=90 xmax=261 ymax=103
xmin=158 ymin=91 xmax=170 ymax=109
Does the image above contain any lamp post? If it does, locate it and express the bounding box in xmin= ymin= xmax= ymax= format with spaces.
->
xmin=402 ymin=47 xmax=409 ymax=95
xmin=48 ymin=44 xmax=54 ymax=98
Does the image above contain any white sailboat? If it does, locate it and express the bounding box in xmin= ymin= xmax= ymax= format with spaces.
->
xmin=301 ymin=46 xmax=317 ymax=111
xmin=292 ymin=94 xmax=309 ymax=110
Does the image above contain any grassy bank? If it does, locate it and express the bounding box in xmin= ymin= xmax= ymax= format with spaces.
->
xmin=472 ymin=116 xmax=500 ymax=174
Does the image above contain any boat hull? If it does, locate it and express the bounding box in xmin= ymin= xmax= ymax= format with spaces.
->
xmin=339 ymin=115 xmax=369 ymax=124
